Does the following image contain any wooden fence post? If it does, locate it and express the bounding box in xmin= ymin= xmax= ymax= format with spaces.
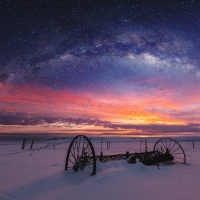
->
xmin=30 ymin=140 xmax=34 ymax=149
xmin=101 ymin=138 xmax=103 ymax=152
xmin=21 ymin=139 xmax=26 ymax=149
xmin=107 ymin=141 xmax=110 ymax=149
xmin=126 ymin=151 xmax=129 ymax=159
xmin=145 ymin=139 xmax=148 ymax=151
xmin=140 ymin=140 xmax=142 ymax=152
xmin=100 ymin=152 xmax=103 ymax=162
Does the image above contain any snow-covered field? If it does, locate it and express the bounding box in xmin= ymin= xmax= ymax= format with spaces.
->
xmin=0 ymin=136 xmax=200 ymax=200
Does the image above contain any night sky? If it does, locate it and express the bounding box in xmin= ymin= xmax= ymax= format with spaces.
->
xmin=1 ymin=0 xmax=200 ymax=136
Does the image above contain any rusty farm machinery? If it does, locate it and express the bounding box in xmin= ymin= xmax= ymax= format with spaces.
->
xmin=65 ymin=135 xmax=186 ymax=175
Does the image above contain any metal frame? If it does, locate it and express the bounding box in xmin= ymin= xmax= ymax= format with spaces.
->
xmin=65 ymin=135 xmax=186 ymax=175
xmin=65 ymin=135 xmax=96 ymax=175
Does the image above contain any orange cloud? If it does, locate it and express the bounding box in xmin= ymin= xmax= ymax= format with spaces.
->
xmin=1 ymin=82 xmax=200 ymax=134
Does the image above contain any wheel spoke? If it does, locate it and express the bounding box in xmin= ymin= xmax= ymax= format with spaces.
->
xmin=80 ymin=137 xmax=86 ymax=158
xmin=70 ymin=151 xmax=76 ymax=160
xmin=157 ymin=143 xmax=164 ymax=152
xmin=173 ymin=156 xmax=184 ymax=160
xmin=170 ymin=146 xmax=181 ymax=154
xmin=166 ymin=138 xmax=169 ymax=149
xmin=172 ymin=152 xmax=184 ymax=155
xmin=69 ymin=158 xmax=75 ymax=165
xmin=169 ymin=141 xmax=176 ymax=152
xmin=84 ymin=142 xmax=89 ymax=152
xmin=161 ymin=139 xmax=166 ymax=150
xmin=164 ymin=138 xmax=167 ymax=149
xmin=88 ymin=151 xmax=93 ymax=156
xmin=173 ymin=158 xmax=183 ymax=163
xmin=77 ymin=136 xmax=82 ymax=158
xmin=72 ymin=140 xmax=77 ymax=159
xmin=168 ymin=139 xmax=172 ymax=150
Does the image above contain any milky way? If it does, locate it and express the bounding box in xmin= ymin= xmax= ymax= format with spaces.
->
xmin=1 ymin=0 xmax=200 ymax=136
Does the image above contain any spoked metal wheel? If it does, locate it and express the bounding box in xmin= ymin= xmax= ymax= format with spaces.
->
xmin=153 ymin=138 xmax=186 ymax=164
xmin=65 ymin=135 xmax=96 ymax=175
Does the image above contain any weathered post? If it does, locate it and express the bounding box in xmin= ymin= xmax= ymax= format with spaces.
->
xmin=140 ymin=139 xmax=142 ymax=152
xmin=100 ymin=152 xmax=103 ymax=162
xmin=101 ymin=138 xmax=103 ymax=152
xmin=145 ymin=139 xmax=148 ymax=151
xmin=21 ymin=139 xmax=26 ymax=150
xmin=107 ymin=141 xmax=110 ymax=149
xmin=192 ymin=140 xmax=195 ymax=149
xmin=30 ymin=140 xmax=34 ymax=149
xmin=126 ymin=151 xmax=129 ymax=159
xmin=100 ymin=138 xmax=103 ymax=162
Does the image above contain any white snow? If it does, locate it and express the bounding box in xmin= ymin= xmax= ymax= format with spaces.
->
xmin=0 ymin=137 xmax=200 ymax=200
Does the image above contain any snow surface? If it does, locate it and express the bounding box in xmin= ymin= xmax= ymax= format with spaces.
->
xmin=0 ymin=137 xmax=200 ymax=200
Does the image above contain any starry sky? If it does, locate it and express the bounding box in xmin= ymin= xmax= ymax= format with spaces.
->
xmin=1 ymin=0 xmax=200 ymax=137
